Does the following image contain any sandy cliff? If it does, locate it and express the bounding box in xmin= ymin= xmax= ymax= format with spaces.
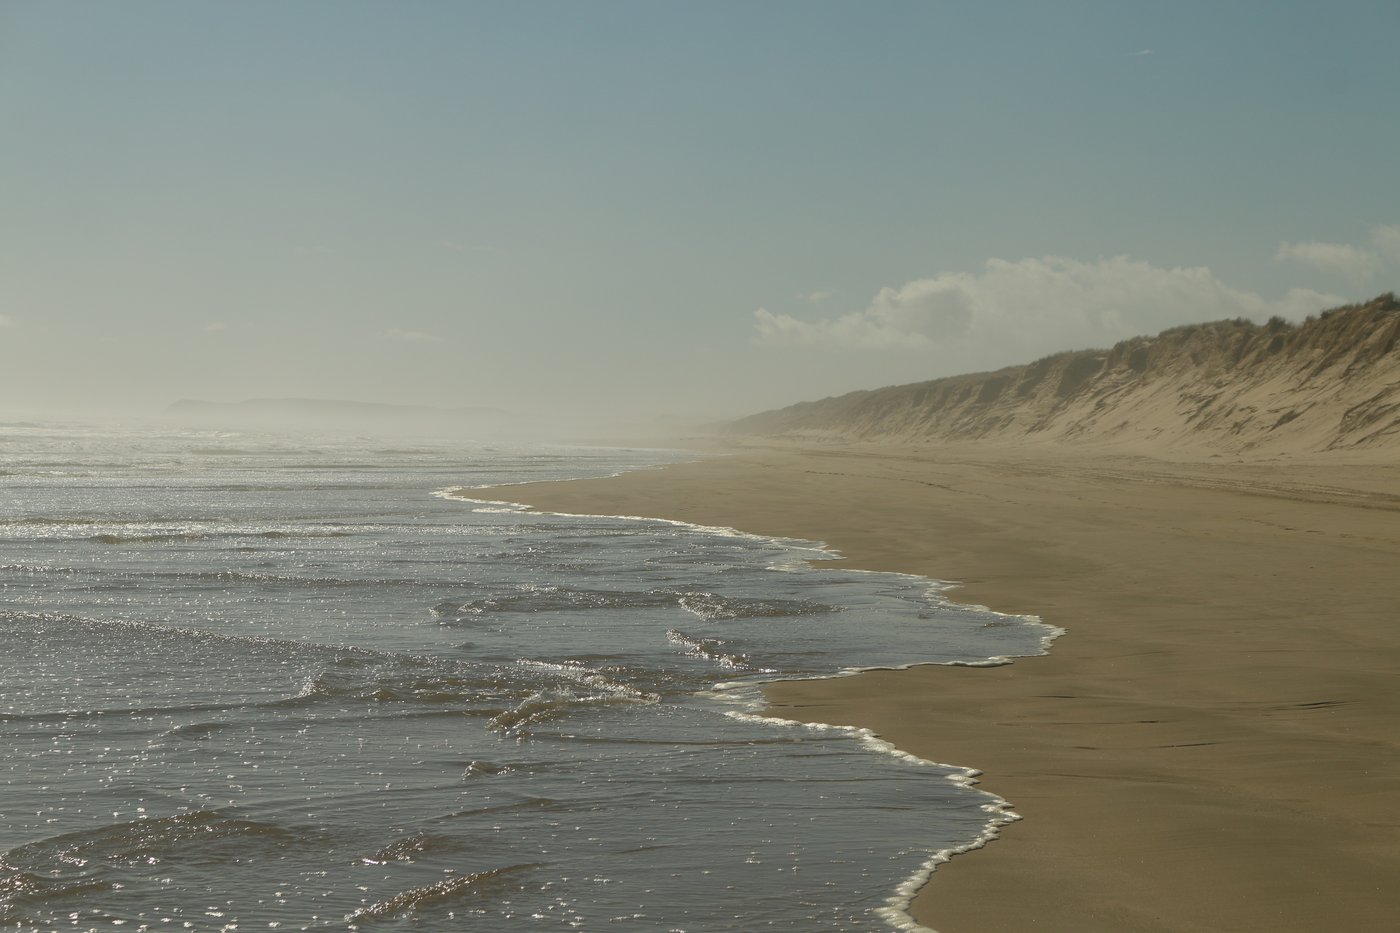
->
xmin=731 ymin=293 xmax=1400 ymax=457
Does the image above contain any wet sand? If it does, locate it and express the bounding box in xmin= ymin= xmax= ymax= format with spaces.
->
xmin=502 ymin=443 xmax=1400 ymax=932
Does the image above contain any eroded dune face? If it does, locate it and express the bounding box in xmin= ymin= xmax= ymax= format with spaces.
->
xmin=730 ymin=293 xmax=1400 ymax=457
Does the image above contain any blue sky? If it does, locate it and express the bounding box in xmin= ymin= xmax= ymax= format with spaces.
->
xmin=2 ymin=1 xmax=1397 ymax=421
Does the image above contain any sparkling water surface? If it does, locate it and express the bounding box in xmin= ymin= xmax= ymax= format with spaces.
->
xmin=0 ymin=422 xmax=1054 ymax=931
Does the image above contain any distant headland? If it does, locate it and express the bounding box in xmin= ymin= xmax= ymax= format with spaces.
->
xmin=728 ymin=293 xmax=1400 ymax=458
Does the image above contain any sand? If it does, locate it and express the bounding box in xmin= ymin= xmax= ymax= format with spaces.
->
xmin=500 ymin=442 xmax=1400 ymax=932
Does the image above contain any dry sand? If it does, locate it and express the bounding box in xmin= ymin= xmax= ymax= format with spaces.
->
xmin=501 ymin=443 xmax=1400 ymax=932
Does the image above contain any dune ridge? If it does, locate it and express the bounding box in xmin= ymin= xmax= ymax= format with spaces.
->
xmin=731 ymin=293 xmax=1400 ymax=457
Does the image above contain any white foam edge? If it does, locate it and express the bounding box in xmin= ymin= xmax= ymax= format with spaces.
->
xmin=438 ymin=471 xmax=1067 ymax=930
xmin=429 ymin=448 xmax=689 ymax=497
xmin=718 ymin=702 xmax=1019 ymax=933
xmin=434 ymin=487 xmax=837 ymax=559
xmin=435 ymin=485 xmax=1065 ymax=655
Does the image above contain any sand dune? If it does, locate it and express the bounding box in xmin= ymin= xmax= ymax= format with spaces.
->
xmin=731 ymin=293 xmax=1400 ymax=458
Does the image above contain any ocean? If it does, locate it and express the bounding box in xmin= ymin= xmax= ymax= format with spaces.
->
xmin=0 ymin=421 xmax=1056 ymax=931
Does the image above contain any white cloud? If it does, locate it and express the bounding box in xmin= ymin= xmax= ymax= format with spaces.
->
xmin=754 ymin=255 xmax=1342 ymax=357
xmin=1127 ymin=48 xmax=1154 ymax=57
xmin=382 ymin=327 xmax=439 ymax=343
xmin=203 ymin=321 xmax=228 ymax=333
xmin=796 ymin=290 xmax=833 ymax=304
xmin=1275 ymin=240 xmax=1381 ymax=280
xmin=0 ymin=314 xmax=13 ymax=328
xmin=1371 ymin=225 xmax=1400 ymax=264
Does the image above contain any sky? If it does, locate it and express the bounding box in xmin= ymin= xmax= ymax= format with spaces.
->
xmin=2 ymin=1 xmax=1398 ymax=424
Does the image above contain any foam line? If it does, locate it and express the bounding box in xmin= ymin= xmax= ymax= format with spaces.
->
xmin=440 ymin=468 xmax=1066 ymax=932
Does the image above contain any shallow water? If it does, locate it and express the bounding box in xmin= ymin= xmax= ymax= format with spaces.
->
xmin=0 ymin=422 xmax=1055 ymax=931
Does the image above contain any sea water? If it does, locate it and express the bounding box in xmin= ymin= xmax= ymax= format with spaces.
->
xmin=0 ymin=421 xmax=1056 ymax=931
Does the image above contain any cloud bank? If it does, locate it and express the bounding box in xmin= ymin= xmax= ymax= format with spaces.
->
xmin=1275 ymin=241 xmax=1381 ymax=280
xmin=1371 ymin=225 xmax=1400 ymax=263
xmin=754 ymin=256 xmax=1342 ymax=358
xmin=1274 ymin=225 xmax=1400 ymax=282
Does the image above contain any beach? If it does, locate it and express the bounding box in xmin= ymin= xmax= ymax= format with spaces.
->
xmin=503 ymin=442 xmax=1400 ymax=932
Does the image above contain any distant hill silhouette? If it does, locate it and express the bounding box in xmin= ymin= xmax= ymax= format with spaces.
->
xmin=729 ymin=293 xmax=1400 ymax=457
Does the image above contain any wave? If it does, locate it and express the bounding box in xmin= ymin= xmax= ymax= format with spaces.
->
xmin=0 ymin=812 xmax=328 ymax=923
xmin=10 ymin=516 xmax=192 ymax=526
xmin=162 ymin=721 xmax=230 ymax=740
xmin=84 ymin=529 xmax=355 ymax=544
xmin=361 ymin=832 xmax=465 ymax=865
xmin=87 ymin=531 xmax=209 ymax=544
xmin=293 ymin=656 xmax=500 ymax=707
xmin=461 ymin=760 xmax=513 ymax=779
xmin=344 ymin=863 xmax=540 ymax=924
xmin=489 ymin=659 xmax=661 ymax=736
xmin=0 ymin=563 xmax=422 ymax=590
xmin=666 ymin=629 xmax=759 ymax=671
xmin=430 ymin=585 xmax=838 ymax=622
xmin=514 ymin=657 xmax=650 ymax=693
xmin=432 ymin=584 xmax=676 ymax=618
xmin=2 ymin=516 xmax=357 ymax=544
xmin=0 ymin=699 xmax=258 ymax=726
xmin=677 ymin=590 xmax=839 ymax=621
xmin=0 ymin=609 xmax=335 ymax=655
xmin=0 ymin=857 xmax=112 ymax=919
xmin=4 ymin=810 xmax=313 ymax=875
xmin=2 ymin=610 xmax=531 ymax=724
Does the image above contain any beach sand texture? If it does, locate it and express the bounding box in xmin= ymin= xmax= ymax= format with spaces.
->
xmin=504 ymin=445 xmax=1400 ymax=932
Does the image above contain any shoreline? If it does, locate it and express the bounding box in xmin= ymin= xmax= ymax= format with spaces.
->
xmin=499 ymin=442 xmax=1400 ymax=932
xmin=451 ymin=478 xmax=1049 ymax=930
